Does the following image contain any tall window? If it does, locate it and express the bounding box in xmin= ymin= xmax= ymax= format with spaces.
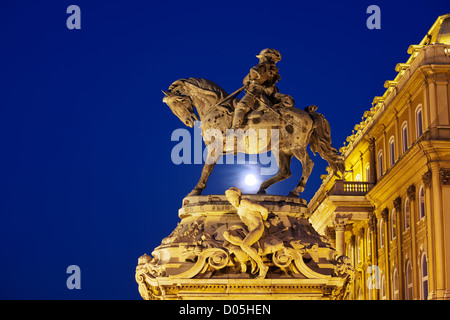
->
xmin=355 ymin=173 xmax=361 ymax=182
xmin=416 ymin=105 xmax=423 ymax=138
xmin=418 ymin=185 xmax=425 ymax=219
xmin=390 ymin=209 xmax=397 ymax=240
xmin=389 ymin=136 xmax=395 ymax=167
xmin=406 ymin=261 xmax=413 ymax=300
xmin=365 ymin=164 xmax=370 ymax=182
xmin=378 ymin=150 xmax=384 ymax=177
xmin=366 ymin=229 xmax=372 ymax=256
xmin=393 ymin=268 xmax=399 ymax=300
xmin=421 ymin=253 xmax=429 ymax=300
xmin=401 ymin=121 xmax=408 ymax=153
xmin=404 ymin=198 xmax=410 ymax=230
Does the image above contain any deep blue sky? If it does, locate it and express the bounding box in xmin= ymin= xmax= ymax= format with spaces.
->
xmin=0 ymin=0 xmax=448 ymax=299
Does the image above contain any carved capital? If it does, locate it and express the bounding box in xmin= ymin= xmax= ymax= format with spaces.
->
xmin=393 ymin=196 xmax=402 ymax=212
xmin=368 ymin=212 xmax=377 ymax=232
xmin=334 ymin=217 xmax=348 ymax=232
xmin=381 ymin=207 xmax=389 ymax=221
xmin=439 ymin=168 xmax=450 ymax=185
xmin=422 ymin=170 xmax=432 ymax=188
xmin=407 ymin=184 xmax=416 ymax=200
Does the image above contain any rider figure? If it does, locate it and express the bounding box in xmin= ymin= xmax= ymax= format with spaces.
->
xmin=232 ymin=48 xmax=294 ymax=129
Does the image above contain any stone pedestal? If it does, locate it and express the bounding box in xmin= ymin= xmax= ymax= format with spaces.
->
xmin=136 ymin=194 xmax=352 ymax=300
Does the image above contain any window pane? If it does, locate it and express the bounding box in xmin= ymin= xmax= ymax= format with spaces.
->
xmin=417 ymin=109 xmax=423 ymax=138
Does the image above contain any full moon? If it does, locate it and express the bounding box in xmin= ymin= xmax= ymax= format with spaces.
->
xmin=244 ymin=173 xmax=258 ymax=186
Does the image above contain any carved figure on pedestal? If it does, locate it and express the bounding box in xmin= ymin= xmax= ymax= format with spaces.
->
xmin=224 ymin=187 xmax=270 ymax=279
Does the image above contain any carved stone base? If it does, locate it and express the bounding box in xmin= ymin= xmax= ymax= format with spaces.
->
xmin=136 ymin=194 xmax=352 ymax=300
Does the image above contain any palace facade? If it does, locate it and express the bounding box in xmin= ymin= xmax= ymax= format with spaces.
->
xmin=308 ymin=14 xmax=450 ymax=300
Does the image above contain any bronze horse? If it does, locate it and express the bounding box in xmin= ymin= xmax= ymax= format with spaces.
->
xmin=163 ymin=77 xmax=344 ymax=197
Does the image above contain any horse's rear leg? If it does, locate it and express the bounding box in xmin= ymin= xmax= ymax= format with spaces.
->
xmin=257 ymin=151 xmax=293 ymax=194
xmin=288 ymin=148 xmax=314 ymax=197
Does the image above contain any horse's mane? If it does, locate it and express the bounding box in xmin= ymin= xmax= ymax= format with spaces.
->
xmin=174 ymin=77 xmax=229 ymax=103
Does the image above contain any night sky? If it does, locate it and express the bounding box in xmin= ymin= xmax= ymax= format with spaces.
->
xmin=1 ymin=0 xmax=448 ymax=299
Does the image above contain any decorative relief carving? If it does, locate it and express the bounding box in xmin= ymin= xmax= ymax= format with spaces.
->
xmin=407 ymin=184 xmax=416 ymax=200
xmin=439 ymin=168 xmax=450 ymax=185
xmin=136 ymin=191 xmax=354 ymax=299
xmin=368 ymin=211 xmax=377 ymax=232
xmin=422 ymin=170 xmax=432 ymax=188
xmin=393 ymin=196 xmax=402 ymax=212
xmin=381 ymin=207 xmax=389 ymax=221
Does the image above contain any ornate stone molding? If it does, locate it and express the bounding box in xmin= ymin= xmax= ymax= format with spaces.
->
xmin=439 ymin=168 xmax=450 ymax=185
xmin=368 ymin=212 xmax=377 ymax=232
xmin=334 ymin=217 xmax=348 ymax=232
xmin=381 ymin=207 xmax=389 ymax=221
xmin=407 ymin=184 xmax=416 ymax=200
xmin=393 ymin=196 xmax=402 ymax=212
xmin=422 ymin=170 xmax=432 ymax=188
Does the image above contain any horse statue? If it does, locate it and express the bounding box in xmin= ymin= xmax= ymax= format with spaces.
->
xmin=162 ymin=77 xmax=344 ymax=197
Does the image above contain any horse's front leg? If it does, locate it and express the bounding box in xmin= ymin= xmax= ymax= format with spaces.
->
xmin=186 ymin=145 xmax=221 ymax=196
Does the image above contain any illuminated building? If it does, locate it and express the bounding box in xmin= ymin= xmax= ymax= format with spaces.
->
xmin=309 ymin=14 xmax=450 ymax=300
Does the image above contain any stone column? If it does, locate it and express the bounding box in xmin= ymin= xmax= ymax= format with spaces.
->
xmin=334 ymin=217 xmax=348 ymax=257
xmin=407 ymin=183 xmax=419 ymax=300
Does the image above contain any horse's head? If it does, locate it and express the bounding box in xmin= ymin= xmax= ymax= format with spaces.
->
xmin=162 ymin=85 xmax=198 ymax=128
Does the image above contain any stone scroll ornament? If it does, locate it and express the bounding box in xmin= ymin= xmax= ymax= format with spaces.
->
xmin=136 ymin=188 xmax=354 ymax=282
xmin=162 ymin=48 xmax=345 ymax=198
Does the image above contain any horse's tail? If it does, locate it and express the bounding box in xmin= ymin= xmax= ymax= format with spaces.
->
xmin=305 ymin=106 xmax=345 ymax=178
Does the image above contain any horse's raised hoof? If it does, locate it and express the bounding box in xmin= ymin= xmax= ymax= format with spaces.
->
xmin=256 ymin=189 xmax=266 ymax=195
xmin=287 ymin=191 xmax=299 ymax=198
xmin=186 ymin=188 xmax=203 ymax=197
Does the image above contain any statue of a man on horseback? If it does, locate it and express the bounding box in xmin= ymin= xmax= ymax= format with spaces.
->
xmin=162 ymin=49 xmax=345 ymax=197
xmin=232 ymin=48 xmax=294 ymax=129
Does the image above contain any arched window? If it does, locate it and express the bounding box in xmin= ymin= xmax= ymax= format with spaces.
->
xmin=357 ymin=234 xmax=364 ymax=263
xmin=421 ymin=253 xmax=429 ymax=300
xmin=390 ymin=209 xmax=397 ymax=240
xmin=416 ymin=105 xmax=424 ymax=139
xmin=355 ymin=173 xmax=361 ymax=182
xmin=379 ymin=219 xmax=385 ymax=248
xmin=418 ymin=185 xmax=425 ymax=219
xmin=365 ymin=164 xmax=370 ymax=182
xmin=405 ymin=261 xmax=413 ymax=300
xmin=378 ymin=150 xmax=384 ymax=177
xmin=404 ymin=198 xmax=410 ymax=230
xmin=389 ymin=136 xmax=395 ymax=167
xmin=401 ymin=121 xmax=408 ymax=153
xmin=393 ymin=268 xmax=399 ymax=300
